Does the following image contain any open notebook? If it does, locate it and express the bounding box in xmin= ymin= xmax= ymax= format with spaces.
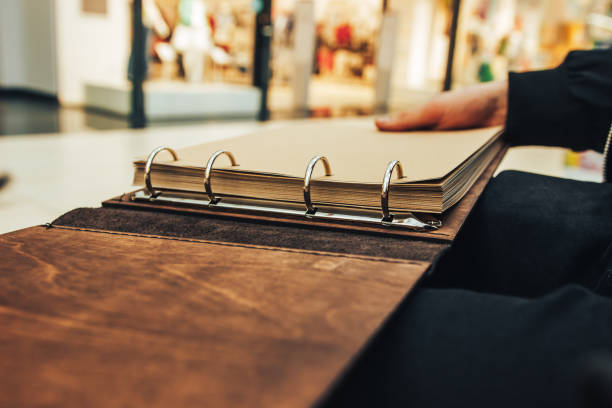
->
xmin=133 ymin=122 xmax=503 ymax=215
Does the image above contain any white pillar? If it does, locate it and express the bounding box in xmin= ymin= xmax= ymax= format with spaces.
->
xmin=292 ymin=0 xmax=315 ymax=113
xmin=375 ymin=11 xmax=398 ymax=110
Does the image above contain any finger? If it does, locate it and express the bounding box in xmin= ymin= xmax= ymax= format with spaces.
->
xmin=375 ymin=107 xmax=439 ymax=131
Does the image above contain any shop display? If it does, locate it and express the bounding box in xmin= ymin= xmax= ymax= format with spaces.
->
xmin=564 ymin=150 xmax=604 ymax=181
xmin=312 ymin=0 xmax=380 ymax=84
xmin=269 ymin=0 xmax=380 ymax=86
xmin=453 ymin=0 xmax=612 ymax=87
xmin=140 ymin=0 xmax=254 ymax=84
xmin=127 ymin=0 xmax=612 ymax=114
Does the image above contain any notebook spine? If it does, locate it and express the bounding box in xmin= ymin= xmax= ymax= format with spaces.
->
xmin=603 ymin=120 xmax=612 ymax=183
xmin=139 ymin=145 xmax=440 ymax=231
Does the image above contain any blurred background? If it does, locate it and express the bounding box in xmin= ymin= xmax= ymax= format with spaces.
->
xmin=1 ymin=0 xmax=612 ymax=232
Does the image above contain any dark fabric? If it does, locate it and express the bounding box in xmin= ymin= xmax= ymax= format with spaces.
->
xmin=320 ymin=285 xmax=612 ymax=408
xmin=506 ymin=48 xmax=612 ymax=153
xmin=427 ymin=170 xmax=612 ymax=298
xmin=51 ymin=207 xmax=448 ymax=262
xmin=581 ymin=353 xmax=612 ymax=408
xmin=321 ymin=169 xmax=612 ymax=408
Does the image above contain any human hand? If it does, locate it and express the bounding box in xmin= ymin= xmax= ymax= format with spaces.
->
xmin=375 ymin=80 xmax=508 ymax=131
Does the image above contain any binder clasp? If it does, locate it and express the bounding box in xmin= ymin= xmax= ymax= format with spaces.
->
xmin=380 ymin=160 xmax=405 ymax=222
xmin=303 ymin=155 xmax=332 ymax=216
xmin=144 ymin=146 xmax=179 ymax=198
xmin=380 ymin=159 xmax=441 ymax=230
xmin=204 ymin=150 xmax=239 ymax=205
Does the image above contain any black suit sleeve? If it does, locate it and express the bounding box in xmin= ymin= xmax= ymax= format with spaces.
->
xmin=505 ymin=49 xmax=612 ymax=153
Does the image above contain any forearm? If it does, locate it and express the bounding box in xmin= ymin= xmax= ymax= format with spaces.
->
xmin=505 ymin=49 xmax=612 ymax=153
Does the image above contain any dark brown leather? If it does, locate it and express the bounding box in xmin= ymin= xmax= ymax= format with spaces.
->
xmin=53 ymin=207 xmax=448 ymax=262
xmin=0 ymin=226 xmax=428 ymax=408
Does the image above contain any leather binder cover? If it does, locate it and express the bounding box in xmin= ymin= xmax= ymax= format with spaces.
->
xmin=0 ymin=226 xmax=427 ymax=408
xmin=53 ymin=207 xmax=449 ymax=262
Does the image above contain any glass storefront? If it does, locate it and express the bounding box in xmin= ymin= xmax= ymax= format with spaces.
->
xmin=83 ymin=0 xmax=612 ymax=118
xmin=453 ymin=0 xmax=612 ymax=87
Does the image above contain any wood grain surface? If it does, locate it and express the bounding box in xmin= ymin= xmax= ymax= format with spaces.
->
xmin=0 ymin=226 xmax=427 ymax=408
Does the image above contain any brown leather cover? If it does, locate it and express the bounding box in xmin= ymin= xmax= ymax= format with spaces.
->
xmin=53 ymin=207 xmax=449 ymax=262
xmin=0 ymin=225 xmax=428 ymax=408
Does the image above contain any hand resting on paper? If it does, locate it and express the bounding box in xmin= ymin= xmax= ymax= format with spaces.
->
xmin=375 ymin=80 xmax=508 ymax=131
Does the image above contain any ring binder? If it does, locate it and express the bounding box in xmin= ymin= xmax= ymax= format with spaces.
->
xmin=131 ymin=124 xmax=507 ymax=234
xmin=144 ymin=146 xmax=179 ymax=197
xmin=134 ymin=150 xmax=441 ymax=231
xmin=303 ymin=155 xmax=332 ymax=215
xmin=204 ymin=150 xmax=239 ymax=205
xmin=380 ymin=160 xmax=405 ymax=222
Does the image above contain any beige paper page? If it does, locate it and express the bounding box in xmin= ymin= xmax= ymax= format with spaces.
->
xmin=140 ymin=122 xmax=502 ymax=183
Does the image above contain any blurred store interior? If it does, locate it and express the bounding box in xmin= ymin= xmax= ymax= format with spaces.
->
xmin=1 ymin=0 xmax=612 ymax=232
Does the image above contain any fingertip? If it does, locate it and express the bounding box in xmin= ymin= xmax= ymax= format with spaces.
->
xmin=375 ymin=115 xmax=408 ymax=131
xmin=375 ymin=116 xmax=391 ymax=130
xmin=376 ymin=104 xmax=442 ymax=132
xmin=376 ymin=118 xmax=409 ymax=132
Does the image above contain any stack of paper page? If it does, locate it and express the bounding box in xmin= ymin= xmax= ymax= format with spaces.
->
xmin=133 ymin=122 xmax=503 ymax=214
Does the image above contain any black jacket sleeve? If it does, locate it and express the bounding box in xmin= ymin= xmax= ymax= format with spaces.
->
xmin=505 ymin=49 xmax=612 ymax=153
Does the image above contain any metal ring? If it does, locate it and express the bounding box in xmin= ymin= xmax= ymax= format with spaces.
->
xmin=144 ymin=146 xmax=179 ymax=197
xmin=204 ymin=150 xmax=238 ymax=204
xmin=303 ymin=155 xmax=332 ymax=214
xmin=381 ymin=160 xmax=405 ymax=222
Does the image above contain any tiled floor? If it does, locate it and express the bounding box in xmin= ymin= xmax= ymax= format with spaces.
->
xmin=0 ymin=120 xmax=277 ymax=233
xmin=0 ymin=92 xmax=129 ymax=135
xmin=0 ymin=91 xmax=262 ymax=136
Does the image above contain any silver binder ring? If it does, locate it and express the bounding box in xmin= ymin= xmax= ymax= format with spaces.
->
xmin=144 ymin=146 xmax=179 ymax=197
xmin=381 ymin=160 xmax=405 ymax=222
xmin=303 ymin=155 xmax=333 ymax=215
xmin=204 ymin=150 xmax=239 ymax=205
